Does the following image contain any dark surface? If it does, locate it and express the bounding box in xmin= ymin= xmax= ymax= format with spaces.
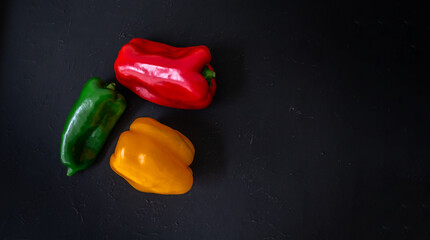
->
xmin=1 ymin=0 xmax=429 ymax=239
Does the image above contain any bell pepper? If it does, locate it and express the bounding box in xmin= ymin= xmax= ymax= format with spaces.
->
xmin=114 ymin=38 xmax=216 ymax=109
xmin=61 ymin=77 xmax=126 ymax=176
xmin=110 ymin=117 xmax=195 ymax=195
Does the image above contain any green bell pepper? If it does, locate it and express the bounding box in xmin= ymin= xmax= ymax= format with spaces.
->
xmin=60 ymin=77 xmax=126 ymax=176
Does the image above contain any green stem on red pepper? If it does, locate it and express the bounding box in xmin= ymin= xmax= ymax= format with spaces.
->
xmin=202 ymin=65 xmax=215 ymax=87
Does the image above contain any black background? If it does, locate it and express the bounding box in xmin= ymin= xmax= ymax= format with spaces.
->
xmin=1 ymin=0 xmax=429 ymax=239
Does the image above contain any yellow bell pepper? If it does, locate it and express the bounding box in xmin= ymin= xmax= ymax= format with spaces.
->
xmin=110 ymin=117 xmax=195 ymax=195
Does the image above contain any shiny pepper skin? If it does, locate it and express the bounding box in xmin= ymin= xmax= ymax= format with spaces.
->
xmin=114 ymin=38 xmax=216 ymax=109
xmin=110 ymin=117 xmax=195 ymax=195
xmin=61 ymin=78 xmax=126 ymax=176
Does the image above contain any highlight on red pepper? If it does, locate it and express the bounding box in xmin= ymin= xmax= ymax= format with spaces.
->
xmin=114 ymin=38 xmax=216 ymax=109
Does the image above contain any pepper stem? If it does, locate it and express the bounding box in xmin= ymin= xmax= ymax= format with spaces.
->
xmin=202 ymin=65 xmax=215 ymax=87
xmin=106 ymin=83 xmax=116 ymax=90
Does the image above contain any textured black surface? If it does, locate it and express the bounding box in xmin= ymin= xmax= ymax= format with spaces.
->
xmin=1 ymin=0 xmax=429 ymax=239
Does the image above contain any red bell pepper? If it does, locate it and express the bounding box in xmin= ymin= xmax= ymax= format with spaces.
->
xmin=114 ymin=38 xmax=216 ymax=109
